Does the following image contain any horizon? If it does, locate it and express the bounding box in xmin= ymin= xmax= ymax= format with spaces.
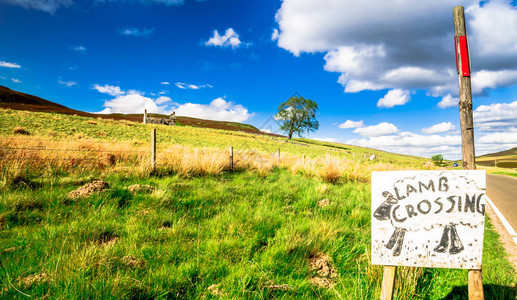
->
xmin=1 ymin=0 xmax=517 ymax=160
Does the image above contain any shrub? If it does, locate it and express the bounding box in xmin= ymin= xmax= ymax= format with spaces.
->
xmin=431 ymin=154 xmax=443 ymax=166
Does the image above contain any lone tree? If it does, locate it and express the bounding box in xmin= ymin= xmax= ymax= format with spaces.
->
xmin=276 ymin=96 xmax=319 ymax=139
xmin=432 ymin=154 xmax=444 ymax=166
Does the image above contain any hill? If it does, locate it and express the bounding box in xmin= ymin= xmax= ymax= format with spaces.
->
xmin=476 ymin=147 xmax=517 ymax=168
xmin=0 ymin=85 xmax=278 ymax=136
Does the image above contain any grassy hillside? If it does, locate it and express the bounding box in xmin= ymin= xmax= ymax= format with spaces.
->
xmin=0 ymin=109 xmax=516 ymax=299
xmin=476 ymin=147 xmax=517 ymax=169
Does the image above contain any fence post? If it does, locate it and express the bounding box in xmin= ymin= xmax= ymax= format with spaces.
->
xmin=229 ymin=146 xmax=234 ymax=172
xmin=303 ymin=154 xmax=305 ymax=165
xmin=277 ymin=149 xmax=281 ymax=165
xmin=144 ymin=109 xmax=147 ymax=124
xmin=151 ymin=128 xmax=156 ymax=172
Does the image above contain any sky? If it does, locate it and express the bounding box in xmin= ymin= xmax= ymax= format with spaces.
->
xmin=1 ymin=0 xmax=517 ymax=160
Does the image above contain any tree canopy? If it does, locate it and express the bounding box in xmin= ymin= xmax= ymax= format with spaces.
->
xmin=275 ymin=96 xmax=319 ymax=139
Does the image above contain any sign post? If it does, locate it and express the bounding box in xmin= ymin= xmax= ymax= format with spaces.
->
xmin=372 ymin=170 xmax=486 ymax=298
xmin=453 ymin=5 xmax=484 ymax=299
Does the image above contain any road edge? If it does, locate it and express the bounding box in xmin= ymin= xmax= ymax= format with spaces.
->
xmin=486 ymin=196 xmax=517 ymax=246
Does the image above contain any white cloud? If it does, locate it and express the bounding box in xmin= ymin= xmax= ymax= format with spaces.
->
xmin=98 ymin=92 xmax=167 ymax=115
xmin=274 ymin=0 xmax=517 ymax=97
xmin=346 ymin=131 xmax=462 ymax=159
xmin=58 ymin=80 xmax=77 ymax=87
xmin=117 ymin=27 xmax=154 ymax=37
xmin=92 ymin=84 xmax=125 ymax=96
xmin=271 ymin=29 xmax=279 ymax=41
xmin=338 ymin=120 xmax=363 ymax=129
xmin=478 ymin=130 xmax=517 ymax=144
xmin=161 ymin=81 xmax=170 ymax=85
xmin=474 ymin=100 xmax=517 ymax=131
xmin=438 ymin=94 xmax=458 ymax=109
xmin=377 ymin=89 xmax=410 ymax=108
xmin=71 ymin=46 xmax=86 ymax=53
xmin=1 ymin=0 xmax=73 ymax=14
xmin=0 ymin=61 xmax=21 ymax=68
xmin=260 ymin=128 xmax=272 ymax=133
xmin=11 ymin=78 xmax=21 ymax=83
xmin=155 ymin=96 xmax=172 ymax=105
xmin=174 ymin=98 xmax=253 ymax=122
xmin=421 ymin=122 xmax=456 ymax=134
xmin=175 ymin=82 xmax=212 ymax=90
xmin=205 ymin=28 xmax=243 ymax=48
xmin=352 ymin=122 xmax=398 ymax=137
xmin=471 ymin=69 xmax=517 ymax=95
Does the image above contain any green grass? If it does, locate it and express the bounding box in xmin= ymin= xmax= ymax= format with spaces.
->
xmin=0 ymin=109 xmax=515 ymax=299
xmin=0 ymin=169 xmax=515 ymax=299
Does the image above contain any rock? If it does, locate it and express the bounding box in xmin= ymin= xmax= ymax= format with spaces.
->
xmin=318 ymin=199 xmax=330 ymax=207
xmin=67 ymin=180 xmax=109 ymax=199
xmin=127 ymin=184 xmax=154 ymax=194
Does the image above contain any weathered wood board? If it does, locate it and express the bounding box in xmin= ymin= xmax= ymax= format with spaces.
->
xmin=371 ymin=170 xmax=486 ymax=269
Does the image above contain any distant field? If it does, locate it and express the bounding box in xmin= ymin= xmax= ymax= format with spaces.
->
xmin=0 ymin=109 xmax=516 ymax=299
xmin=476 ymin=147 xmax=517 ymax=169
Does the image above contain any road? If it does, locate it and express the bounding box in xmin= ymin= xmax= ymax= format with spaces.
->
xmin=486 ymin=174 xmax=517 ymax=232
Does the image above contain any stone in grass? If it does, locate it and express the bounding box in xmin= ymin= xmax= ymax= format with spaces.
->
xmin=121 ymin=255 xmax=146 ymax=269
xmin=68 ymin=180 xmax=109 ymax=199
xmin=20 ymin=273 xmax=48 ymax=288
xmin=308 ymin=254 xmax=337 ymax=288
xmin=126 ymin=184 xmax=154 ymax=194
xmin=207 ymin=284 xmax=227 ymax=297
xmin=318 ymin=198 xmax=330 ymax=207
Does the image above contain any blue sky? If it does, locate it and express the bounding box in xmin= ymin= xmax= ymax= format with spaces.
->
xmin=1 ymin=0 xmax=517 ymax=159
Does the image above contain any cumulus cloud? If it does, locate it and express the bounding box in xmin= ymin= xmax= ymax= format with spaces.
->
xmin=174 ymin=98 xmax=253 ymax=122
xmin=0 ymin=0 xmax=73 ymax=14
xmin=155 ymin=96 xmax=171 ymax=105
xmin=205 ymin=28 xmax=244 ymax=48
xmin=421 ymin=122 xmax=456 ymax=134
xmin=346 ymin=132 xmax=462 ymax=159
xmin=260 ymin=128 xmax=272 ymax=133
xmin=352 ymin=122 xmax=399 ymax=137
xmin=0 ymin=61 xmax=21 ymax=68
xmin=58 ymin=80 xmax=77 ymax=87
xmin=474 ymin=100 xmax=517 ymax=131
xmin=175 ymin=82 xmax=212 ymax=89
xmin=438 ymin=94 xmax=458 ymax=108
xmin=71 ymin=46 xmax=86 ymax=53
xmin=161 ymin=81 xmax=170 ymax=85
xmin=271 ymin=29 xmax=279 ymax=41
xmin=274 ymin=0 xmax=517 ymax=97
xmin=11 ymin=78 xmax=21 ymax=83
xmin=92 ymin=84 xmax=125 ymax=96
xmin=338 ymin=120 xmax=364 ymax=129
xmin=117 ymin=27 xmax=154 ymax=37
xmin=98 ymin=92 xmax=168 ymax=115
xmin=377 ymin=89 xmax=410 ymax=108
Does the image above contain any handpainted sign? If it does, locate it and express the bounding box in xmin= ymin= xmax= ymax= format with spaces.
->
xmin=371 ymin=170 xmax=486 ymax=269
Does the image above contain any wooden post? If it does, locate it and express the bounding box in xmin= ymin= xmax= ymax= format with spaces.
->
xmin=303 ymin=154 xmax=305 ymax=165
xmin=151 ymin=128 xmax=156 ymax=172
xmin=380 ymin=266 xmax=396 ymax=300
xmin=277 ymin=149 xmax=280 ymax=165
xmin=229 ymin=146 xmax=234 ymax=172
xmin=143 ymin=109 xmax=147 ymax=124
xmin=454 ymin=6 xmax=483 ymax=300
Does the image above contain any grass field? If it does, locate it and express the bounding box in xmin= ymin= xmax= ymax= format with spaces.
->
xmin=0 ymin=109 xmax=516 ymax=299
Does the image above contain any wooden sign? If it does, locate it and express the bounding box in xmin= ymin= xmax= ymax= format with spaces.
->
xmin=371 ymin=170 xmax=486 ymax=269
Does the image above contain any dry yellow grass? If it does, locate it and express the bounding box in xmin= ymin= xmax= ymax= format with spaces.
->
xmin=0 ymin=135 xmax=425 ymax=186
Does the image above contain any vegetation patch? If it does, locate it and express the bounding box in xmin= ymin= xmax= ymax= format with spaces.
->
xmin=67 ymin=180 xmax=109 ymax=199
